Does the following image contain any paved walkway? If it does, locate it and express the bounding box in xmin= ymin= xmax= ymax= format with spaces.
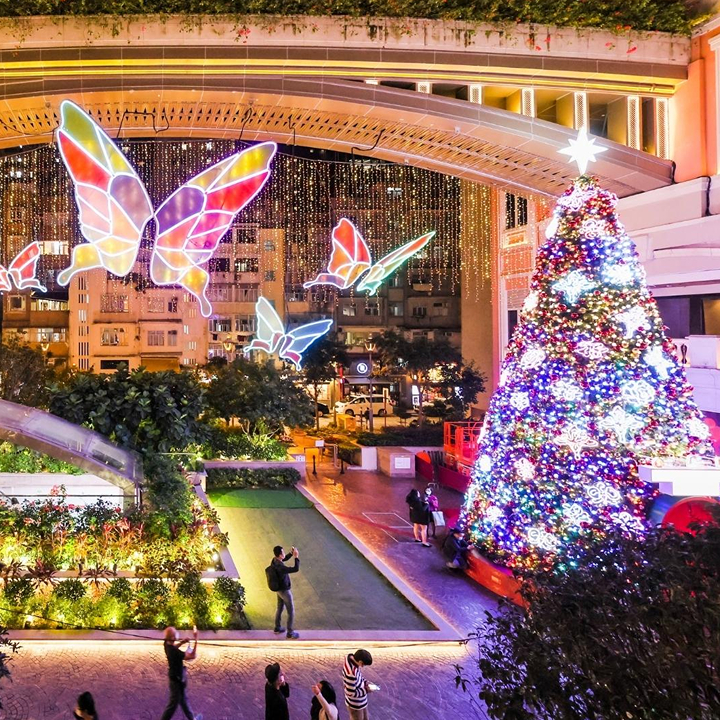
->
xmin=302 ymin=458 xmax=499 ymax=636
xmin=0 ymin=642 xmax=482 ymax=720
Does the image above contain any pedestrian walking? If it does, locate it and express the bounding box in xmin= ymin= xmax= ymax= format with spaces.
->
xmin=311 ymin=680 xmax=339 ymax=720
xmin=405 ymin=488 xmax=431 ymax=546
xmin=266 ymin=544 xmax=300 ymax=639
xmin=342 ymin=649 xmax=377 ymax=720
xmin=265 ymin=662 xmax=291 ymax=720
xmin=159 ymin=625 xmax=202 ymax=720
xmin=73 ymin=692 xmax=98 ymax=720
xmin=425 ymin=486 xmax=439 ymax=538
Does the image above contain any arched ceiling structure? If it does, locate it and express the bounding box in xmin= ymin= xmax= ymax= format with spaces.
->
xmin=0 ymin=16 xmax=682 ymax=197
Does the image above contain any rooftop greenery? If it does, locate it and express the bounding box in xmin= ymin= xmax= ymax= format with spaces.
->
xmin=0 ymin=0 xmax=699 ymax=35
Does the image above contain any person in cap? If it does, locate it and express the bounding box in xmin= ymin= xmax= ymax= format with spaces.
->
xmin=265 ymin=662 xmax=291 ymax=720
xmin=443 ymin=527 xmax=471 ymax=570
xmin=159 ymin=625 xmax=202 ymax=720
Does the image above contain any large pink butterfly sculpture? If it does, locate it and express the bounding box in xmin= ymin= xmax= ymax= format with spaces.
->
xmin=304 ymin=218 xmax=435 ymax=295
xmin=56 ymin=100 xmax=276 ymax=317
xmin=0 ymin=242 xmax=46 ymax=292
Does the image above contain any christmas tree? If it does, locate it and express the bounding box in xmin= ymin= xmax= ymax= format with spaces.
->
xmin=461 ymin=174 xmax=712 ymax=570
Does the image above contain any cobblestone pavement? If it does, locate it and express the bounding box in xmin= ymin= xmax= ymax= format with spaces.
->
xmin=0 ymin=641 xmax=483 ymax=720
xmin=302 ymin=459 xmax=500 ymax=636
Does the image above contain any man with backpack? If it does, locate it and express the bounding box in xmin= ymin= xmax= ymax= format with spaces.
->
xmin=266 ymin=545 xmax=300 ymax=639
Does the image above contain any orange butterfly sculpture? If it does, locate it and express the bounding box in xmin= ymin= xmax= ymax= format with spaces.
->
xmin=0 ymin=242 xmax=46 ymax=293
xmin=56 ymin=101 xmax=276 ymax=317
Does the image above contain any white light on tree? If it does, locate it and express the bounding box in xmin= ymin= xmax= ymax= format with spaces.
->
xmin=499 ymin=367 xmax=512 ymax=387
xmin=603 ymin=263 xmax=635 ymax=286
xmin=554 ymin=424 xmax=599 ymax=459
xmin=510 ymin=391 xmax=530 ymax=411
xmin=519 ymin=346 xmax=546 ymax=370
xmin=478 ymin=454 xmax=492 ymax=473
xmin=686 ymin=417 xmax=710 ymax=440
xmin=545 ymin=216 xmax=559 ymax=239
xmin=562 ymin=502 xmax=592 ymax=527
xmin=587 ymin=481 xmax=623 ymax=507
xmin=643 ymin=345 xmax=673 ymax=380
xmin=576 ymin=339 xmax=609 ymax=360
xmin=621 ymin=379 xmax=656 ymax=407
xmin=599 ymin=405 xmax=644 ymax=443
xmin=551 ymin=379 xmax=583 ymax=402
xmin=610 ymin=511 xmax=645 ymax=533
xmin=484 ymin=506 xmax=503 ymax=524
xmin=554 ymin=270 xmax=595 ymax=305
xmin=617 ymin=305 xmax=647 ymax=338
xmin=558 ymin=127 xmax=608 ymax=174
xmin=514 ymin=458 xmax=535 ymax=481
xmin=523 ymin=291 xmax=539 ymax=313
xmin=527 ymin=527 xmax=560 ymax=552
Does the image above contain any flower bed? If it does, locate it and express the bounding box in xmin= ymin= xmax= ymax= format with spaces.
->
xmin=0 ymin=488 xmax=225 ymax=576
xmin=206 ymin=466 xmax=300 ymax=490
xmin=0 ymin=574 xmax=248 ymax=630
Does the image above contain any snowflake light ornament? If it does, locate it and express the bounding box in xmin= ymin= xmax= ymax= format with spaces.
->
xmin=617 ymin=305 xmax=647 ymax=338
xmin=510 ymin=391 xmax=530 ymax=411
xmin=499 ymin=366 xmax=512 ymax=388
xmin=603 ymin=263 xmax=635 ymax=286
xmin=686 ymin=417 xmax=710 ymax=440
xmin=621 ymin=380 xmax=655 ymax=407
xmin=576 ymin=340 xmax=609 ymax=360
xmin=514 ymin=458 xmax=535 ymax=481
xmin=599 ymin=405 xmax=644 ymax=443
xmin=610 ymin=511 xmax=645 ymax=533
xmin=478 ymin=454 xmax=492 ymax=473
xmin=554 ymin=270 xmax=596 ymax=305
xmin=551 ymin=379 xmax=583 ymax=402
xmin=519 ymin=346 xmax=546 ymax=370
xmin=527 ymin=527 xmax=560 ymax=552
xmin=554 ymin=424 xmax=599 ymax=459
xmin=562 ymin=502 xmax=592 ymax=527
xmin=587 ymin=481 xmax=623 ymax=507
xmin=523 ymin=291 xmax=539 ymax=313
xmin=643 ymin=345 xmax=673 ymax=380
xmin=484 ymin=506 xmax=503 ymax=524
xmin=580 ymin=218 xmax=607 ymax=238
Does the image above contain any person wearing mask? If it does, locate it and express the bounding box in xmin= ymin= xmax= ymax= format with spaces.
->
xmin=73 ymin=692 xmax=98 ymax=720
xmin=159 ymin=625 xmax=202 ymax=720
xmin=310 ymin=680 xmax=339 ymax=720
xmin=405 ymin=488 xmax=431 ymax=546
xmin=265 ymin=662 xmax=291 ymax=720
xmin=268 ymin=545 xmax=301 ymax=639
xmin=342 ymin=649 xmax=376 ymax=720
xmin=424 ymin=486 xmax=440 ymax=538
xmin=443 ymin=527 xmax=471 ymax=570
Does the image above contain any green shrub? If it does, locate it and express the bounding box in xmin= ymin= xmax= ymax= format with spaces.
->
xmin=213 ymin=576 xmax=246 ymax=612
xmin=176 ymin=572 xmax=205 ymax=601
xmin=106 ymin=578 xmax=133 ymax=603
xmin=206 ymin=466 xmax=300 ymax=490
xmin=137 ymin=578 xmax=170 ymax=603
xmin=202 ymin=425 xmax=288 ymax=461
xmin=3 ymin=579 xmax=33 ymax=607
xmin=356 ymin=426 xmax=443 ymax=446
xmin=0 ymin=443 xmax=82 ymax=474
xmin=53 ymin=579 xmax=86 ymax=602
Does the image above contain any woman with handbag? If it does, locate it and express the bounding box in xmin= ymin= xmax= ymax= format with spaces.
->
xmin=424 ymin=486 xmax=440 ymax=538
xmin=405 ymin=488 xmax=432 ymax=547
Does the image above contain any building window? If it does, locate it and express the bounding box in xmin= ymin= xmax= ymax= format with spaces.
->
xmin=210 ymin=318 xmax=232 ymax=333
xmin=239 ymin=287 xmax=259 ymax=302
xmin=101 ymin=294 xmax=129 ymax=313
xmin=389 ymin=274 xmax=403 ymax=288
xmin=148 ymin=297 xmax=165 ymax=313
xmin=31 ymin=298 xmax=68 ymax=312
xmin=389 ymin=303 xmax=403 ymax=317
xmin=168 ymin=330 xmax=178 ymax=347
xmin=235 ymin=258 xmax=259 ymax=273
xmin=100 ymin=359 xmax=124 ymax=370
xmin=40 ymin=240 xmax=69 ymax=255
xmin=264 ymin=270 xmax=276 ymax=282
xmin=263 ymin=240 xmax=276 ymax=252
xmin=183 ymin=324 xmax=190 ymax=335
xmin=235 ymin=227 xmax=258 ymax=244
xmin=101 ymin=328 xmax=127 ymax=346
xmin=78 ymin=276 xmax=87 ymax=291
xmin=168 ymin=297 xmax=178 ymax=313
xmin=188 ymin=341 xmax=197 ymax=351
xmin=432 ymin=301 xmax=449 ymax=317
xmin=7 ymin=295 xmax=25 ymax=312
xmin=505 ymin=193 xmax=528 ymax=229
xmin=207 ymin=286 xmax=230 ymax=302
xmin=209 ymin=257 xmax=231 ymax=273
xmin=147 ymin=330 xmax=165 ymax=346
xmin=342 ymin=305 xmax=357 ymax=317
xmin=364 ymin=303 xmax=380 ymax=316
xmin=412 ymin=306 xmax=427 ymax=318
xmin=35 ymin=327 xmax=66 ymax=343
xmin=235 ymin=316 xmax=257 ymax=332
xmin=78 ymin=309 xmax=87 ymax=323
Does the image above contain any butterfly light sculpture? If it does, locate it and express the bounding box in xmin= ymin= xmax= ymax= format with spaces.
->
xmin=56 ymin=100 xmax=276 ymax=317
xmin=303 ymin=218 xmax=435 ymax=295
xmin=0 ymin=242 xmax=46 ymax=292
xmin=243 ymin=296 xmax=333 ymax=370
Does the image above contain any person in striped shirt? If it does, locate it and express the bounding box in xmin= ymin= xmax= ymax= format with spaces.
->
xmin=342 ymin=649 xmax=375 ymax=720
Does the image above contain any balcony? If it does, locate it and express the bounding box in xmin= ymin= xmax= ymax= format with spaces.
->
xmin=673 ymin=336 xmax=720 ymax=414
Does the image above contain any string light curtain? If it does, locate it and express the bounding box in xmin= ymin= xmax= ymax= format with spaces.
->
xmin=0 ymin=140 xmax=469 ymax=300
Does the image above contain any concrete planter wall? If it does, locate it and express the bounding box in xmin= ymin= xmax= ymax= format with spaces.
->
xmin=203 ymin=458 xmax=306 ymax=479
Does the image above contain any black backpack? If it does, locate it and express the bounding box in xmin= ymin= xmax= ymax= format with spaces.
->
xmin=265 ymin=563 xmax=281 ymax=592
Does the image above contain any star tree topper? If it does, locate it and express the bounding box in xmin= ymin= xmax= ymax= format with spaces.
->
xmin=558 ymin=128 xmax=608 ymax=174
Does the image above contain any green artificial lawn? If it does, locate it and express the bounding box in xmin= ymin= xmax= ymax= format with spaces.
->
xmin=212 ymin=489 xmax=433 ymax=631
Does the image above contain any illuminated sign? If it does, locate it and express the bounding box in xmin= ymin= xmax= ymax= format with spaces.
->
xmin=304 ymin=218 xmax=435 ymax=295
xmin=243 ymin=296 xmax=332 ymax=370
xmin=0 ymin=242 xmax=46 ymax=292
xmin=56 ymin=100 xmax=276 ymax=317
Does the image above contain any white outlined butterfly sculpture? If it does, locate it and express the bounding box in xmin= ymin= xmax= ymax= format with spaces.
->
xmin=0 ymin=242 xmax=46 ymax=292
xmin=243 ymin=297 xmax=333 ymax=370
xmin=303 ymin=218 xmax=435 ymax=295
xmin=55 ymin=100 xmax=276 ymax=317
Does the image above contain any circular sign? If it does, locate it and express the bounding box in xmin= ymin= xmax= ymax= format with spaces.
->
xmin=355 ymin=361 xmax=369 ymax=375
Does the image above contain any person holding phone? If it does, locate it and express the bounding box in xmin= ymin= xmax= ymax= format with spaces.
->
xmin=159 ymin=625 xmax=202 ymax=720
xmin=269 ymin=544 xmax=301 ymax=639
xmin=311 ymin=680 xmax=339 ymax=720
xmin=342 ymin=649 xmax=377 ymax=720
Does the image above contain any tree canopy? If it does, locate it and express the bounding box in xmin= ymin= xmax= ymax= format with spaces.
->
xmin=0 ymin=335 xmax=53 ymax=408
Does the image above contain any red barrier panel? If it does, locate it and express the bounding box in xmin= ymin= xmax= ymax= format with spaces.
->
xmin=466 ymin=551 xmax=523 ymax=605
xmin=415 ymin=452 xmax=434 ymax=482
xmin=438 ymin=464 xmax=471 ymax=494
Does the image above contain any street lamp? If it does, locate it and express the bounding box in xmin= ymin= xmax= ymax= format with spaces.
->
xmin=365 ymin=338 xmax=377 ymax=433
